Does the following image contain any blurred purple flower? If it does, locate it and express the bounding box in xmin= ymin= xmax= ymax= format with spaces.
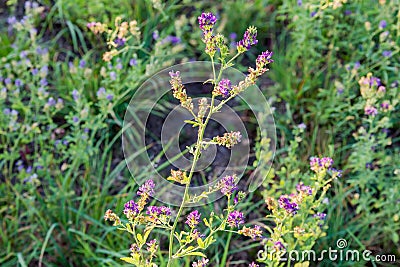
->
xmin=229 ymin=32 xmax=237 ymax=40
xmin=72 ymin=89 xmax=79 ymax=101
xmin=379 ymin=20 xmax=387 ymax=29
xmin=47 ymin=97 xmax=56 ymax=106
xmin=114 ymin=37 xmax=126 ymax=47
xmin=129 ymin=58 xmax=137 ymax=66
xmin=153 ymin=31 xmax=159 ymax=40
xmin=15 ymin=79 xmax=23 ymax=87
xmin=40 ymin=78 xmax=48 ymax=86
xmin=7 ymin=16 xmax=17 ymax=25
xmin=79 ymin=60 xmax=86 ymax=68
xmin=382 ymin=50 xmax=392 ymax=57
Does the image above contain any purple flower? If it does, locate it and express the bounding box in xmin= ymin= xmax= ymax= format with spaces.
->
xmin=72 ymin=116 xmax=79 ymax=123
xmin=146 ymin=206 xmax=171 ymax=220
xmin=381 ymin=101 xmax=390 ymax=109
xmin=79 ymin=60 xmax=86 ymax=68
xmin=297 ymin=123 xmax=306 ymax=129
xmin=198 ymin=12 xmax=217 ymax=32
xmin=344 ymin=10 xmax=352 ymax=15
xmin=310 ymin=11 xmax=317 ymax=17
xmin=62 ymin=139 xmax=69 ymax=146
xmin=219 ymin=175 xmax=238 ymax=195
xmin=328 ymin=168 xmax=343 ymax=177
xmin=47 ymin=97 xmax=56 ymax=106
xmin=354 ymin=61 xmax=361 ymax=69
xmin=106 ymin=94 xmax=113 ymax=101
xmin=297 ymin=0 xmax=302 ymax=6
xmin=87 ymin=22 xmax=95 ymax=28
xmin=40 ymin=78 xmax=48 ymax=86
xmin=274 ymin=241 xmax=285 ymax=250
xmin=365 ymin=105 xmax=378 ymax=116
xmin=249 ymin=262 xmax=259 ymax=267
xmin=186 ymin=210 xmax=201 ymax=228
xmin=32 ymin=68 xmax=39 ymax=76
xmin=296 ymin=182 xmax=313 ymax=195
xmin=4 ymin=78 xmax=11 ymax=85
xmin=193 ymin=229 xmax=205 ymax=239
xmin=15 ymin=79 xmax=23 ymax=87
xmin=114 ymin=37 xmax=126 ymax=47
xmin=278 ymin=195 xmax=299 ymax=215
xmin=40 ymin=65 xmax=48 ymax=75
xmin=97 ymin=87 xmax=106 ymax=97
xmin=229 ymin=32 xmax=237 ymax=40
xmin=310 ymin=157 xmax=333 ymax=172
xmin=129 ymin=58 xmax=137 ymax=66
xmin=20 ymin=51 xmax=28 ymax=58
xmin=313 ymin=212 xmax=327 ymax=220
xmin=162 ymin=35 xmax=181 ymax=45
xmin=192 ymin=258 xmax=209 ymax=267
xmin=137 ymin=179 xmax=155 ymax=196
xmin=237 ymin=26 xmax=258 ymax=51
xmin=36 ymin=47 xmax=48 ymax=55
xmin=382 ymin=50 xmax=392 ymax=57
xmin=110 ymin=71 xmax=116 ymax=80
xmin=4 ymin=108 xmax=11 ymax=116
xmin=116 ymin=63 xmax=123 ymax=70
xmin=124 ymin=200 xmax=139 ymax=215
xmin=256 ymin=50 xmax=274 ymax=67
xmin=7 ymin=16 xmax=17 ymax=25
xmin=227 ymin=210 xmax=245 ymax=228
xmin=72 ymin=89 xmax=79 ymax=101
xmin=216 ymin=79 xmax=232 ymax=97
xmin=152 ymin=31 xmax=159 ymax=40
xmin=379 ymin=20 xmax=387 ymax=29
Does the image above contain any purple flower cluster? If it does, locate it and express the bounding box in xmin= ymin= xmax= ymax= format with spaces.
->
xmin=137 ymin=179 xmax=155 ymax=196
xmin=124 ymin=200 xmax=139 ymax=216
xmin=278 ymin=195 xmax=299 ymax=215
xmin=216 ymin=79 xmax=232 ymax=97
xmin=192 ymin=258 xmax=209 ymax=267
xmin=219 ymin=175 xmax=238 ymax=196
xmin=274 ymin=241 xmax=285 ymax=251
xmin=227 ymin=210 xmax=245 ymax=228
xmin=198 ymin=12 xmax=217 ymax=32
xmin=97 ymin=87 xmax=113 ymax=101
xmin=114 ymin=37 xmax=126 ymax=47
xmin=256 ymin=50 xmax=274 ymax=68
xmin=296 ymin=182 xmax=313 ymax=195
xmin=309 ymin=157 xmax=333 ymax=172
xmin=186 ymin=210 xmax=201 ymax=228
xmin=249 ymin=262 xmax=259 ymax=267
xmin=313 ymin=212 xmax=327 ymax=220
xmin=379 ymin=20 xmax=387 ymax=29
xmin=146 ymin=206 xmax=171 ymax=220
xmin=364 ymin=105 xmax=378 ymax=116
xmin=161 ymin=35 xmax=181 ymax=45
xmin=329 ymin=168 xmax=343 ymax=178
xmin=237 ymin=26 xmax=258 ymax=52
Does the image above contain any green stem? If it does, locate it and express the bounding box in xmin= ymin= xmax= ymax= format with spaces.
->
xmin=220 ymin=231 xmax=232 ymax=266
xmin=167 ymin=95 xmax=216 ymax=265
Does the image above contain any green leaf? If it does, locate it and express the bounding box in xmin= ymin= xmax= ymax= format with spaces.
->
xmin=120 ymin=257 xmax=139 ymax=265
xmin=137 ymin=233 xmax=143 ymax=245
xmin=197 ymin=238 xmax=205 ymax=249
xmin=182 ymin=251 xmax=207 ymax=258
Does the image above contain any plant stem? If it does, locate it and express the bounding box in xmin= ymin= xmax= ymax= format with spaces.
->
xmin=167 ymin=95 xmax=216 ymax=266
